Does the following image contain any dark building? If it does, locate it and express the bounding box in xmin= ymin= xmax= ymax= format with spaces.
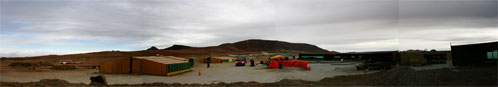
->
xmin=299 ymin=51 xmax=400 ymax=64
xmin=451 ymin=41 xmax=497 ymax=66
xmin=423 ymin=51 xmax=451 ymax=64
xmin=400 ymin=51 xmax=451 ymax=66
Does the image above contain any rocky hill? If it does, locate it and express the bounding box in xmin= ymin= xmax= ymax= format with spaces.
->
xmin=1 ymin=39 xmax=334 ymax=65
xmin=216 ymin=39 xmax=330 ymax=53
xmin=164 ymin=45 xmax=192 ymax=50
xmin=159 ymin=39 xmax=330 ymax=53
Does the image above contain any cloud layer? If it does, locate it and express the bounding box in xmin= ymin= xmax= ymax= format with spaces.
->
xmin=1 ymin=0 xmax=497 ymax=57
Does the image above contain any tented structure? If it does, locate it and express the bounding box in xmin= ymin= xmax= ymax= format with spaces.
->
xmin=99 ymin=56 xmax=192 ymax=76
xmin=199 ymin=57 xmax=236 ymax=63
xmin=268 ymin=55 xmax=310 ymax=70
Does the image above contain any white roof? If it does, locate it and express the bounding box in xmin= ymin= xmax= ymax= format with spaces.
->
xmin=134 ymin=56 xmax=188 ymax=64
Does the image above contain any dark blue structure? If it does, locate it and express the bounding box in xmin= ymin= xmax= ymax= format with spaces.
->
xmin=451 ymin=41 xmax=497 ymax=66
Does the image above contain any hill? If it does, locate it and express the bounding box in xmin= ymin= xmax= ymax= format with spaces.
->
xmin=164 ymin=45 xmax=192 ymax=50
xmin=216 ymin=39 xmax=330 ymax=53
xmin=159 ymin=39 xmax=330 ymax=53
xmin=1 ymin=39 xmax=333 ymax=66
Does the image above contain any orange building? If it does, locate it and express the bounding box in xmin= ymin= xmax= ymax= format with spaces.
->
xmin=99 ymin=56 xmax=192 ymax=76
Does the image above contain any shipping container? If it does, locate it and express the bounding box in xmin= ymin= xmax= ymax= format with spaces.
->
xmin=99 ymin=56 xmax=192 ymax=76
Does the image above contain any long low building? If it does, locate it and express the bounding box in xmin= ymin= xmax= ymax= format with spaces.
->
xmin=199 ymin=57 xmax=236 ymax=63
xmin=299 ymin=51 xmax=400 ymax=63
xmin=400 ymin=51 xmax=451 ymax=66
xmin=99 ymin=56 xmax=192 ymax=76
xmin=299 ymin=51 xmax=453 ymax=66
xmin=451 ymin=41 xmax=497 ymax=66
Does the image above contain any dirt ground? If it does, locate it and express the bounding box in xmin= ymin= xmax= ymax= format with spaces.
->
xmin=314 ymin=66 xmax=497 ymax=86
xmin=103 ymin=61 xmax=373 ymax=84
xmin=411 ymin=63 xmax=453 ymax=71
xmin=1 ymin=61 xmax=375 ymax=85
xmin=2 ymin=65 xmax=496 ymax=87
xmin=0 ymin=67 xmax=96 ymax=84
xmin=2 ymin=59 xmax=496 ymax=87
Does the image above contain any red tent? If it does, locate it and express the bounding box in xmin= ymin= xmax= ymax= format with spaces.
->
xmin=268 ymin=55 xmax=310 ymax=70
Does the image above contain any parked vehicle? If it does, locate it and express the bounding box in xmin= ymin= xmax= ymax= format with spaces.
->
xmin=356 ymin=62 xmax=395 ymax=70
xmin=59 ymin=60 xmax=73 ymax=64
xmin=235 ymin=58 xmax=246 ymax=66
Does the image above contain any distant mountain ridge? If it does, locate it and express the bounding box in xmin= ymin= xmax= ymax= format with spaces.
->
xmin=164 ymin=45 xmax=192 ymax=50
xmin=160 ymin=39 xmax=331 ymax=53
xmin=2 ymin=39 xmax=334 ymax=64
xmin=218 ymin=39 xmax=330 ymax=53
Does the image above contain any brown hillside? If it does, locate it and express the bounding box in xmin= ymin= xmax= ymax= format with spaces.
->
xmin=169 ymin=39 xmax=330 ymax=53
xmin=1 ymin=39 xmax=333 ymax=66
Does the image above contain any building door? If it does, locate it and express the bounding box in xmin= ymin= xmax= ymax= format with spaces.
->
xmin=132 ymin=60 xmax=141 ymax=73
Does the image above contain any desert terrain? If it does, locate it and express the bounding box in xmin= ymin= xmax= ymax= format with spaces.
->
xmin=1 ymin=60 xmax=374 ymax=84
xmin=0 ymin=40 xmax=496 ymax=86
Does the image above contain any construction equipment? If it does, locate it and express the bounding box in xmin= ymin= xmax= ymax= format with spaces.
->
xmin=268 ymin=55 xmax=310 ymax=70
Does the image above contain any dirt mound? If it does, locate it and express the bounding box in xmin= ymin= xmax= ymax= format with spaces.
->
xmin=89 ymin=75 xmax=107 ymax=86
xmin=382 ymin=66 xmax=433 ymax=86
xmin=319 ymin=66 xmax=434 ymax=86
xmin=1 ymin=79 xmax=87 ymax=87
xmin=112 ymin=81 xmax=280 ymax=87
xmin=51 ymin=65 xmax=77 ymax=70
xmin=8 ymin=62 xmax=54 ymax=67
xmin=8 ymin=62 xmax=33 ymax=67
xmin=318 ymin=66 xmax=497 ymax=86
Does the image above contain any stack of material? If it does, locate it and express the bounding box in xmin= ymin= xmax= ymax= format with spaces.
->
xmin=199 ymin=57 xmax=236 ymax=63
xmin=218 ymin=57 xmax=236 ymax=63
xmin=99 ymin=56 xmax=192 ymax=76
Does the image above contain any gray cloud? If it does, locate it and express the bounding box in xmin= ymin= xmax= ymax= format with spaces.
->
xmin=0 ymin=0 xmax=497 ymax=57
xmin=399 ymin=0 xmax=497 ymax=29
xmin=397 ymin=0 xmax=498 ymax=51
xmin=400 ymin=0 xmax=496 ymax=19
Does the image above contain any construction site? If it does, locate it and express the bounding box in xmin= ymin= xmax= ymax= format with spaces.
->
xmin=0 ymin=40 xmax=496 ymax=86
xmin=2 ymin=0 xmax=497 ymax=86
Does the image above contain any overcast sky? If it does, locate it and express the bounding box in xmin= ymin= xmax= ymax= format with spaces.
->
xmin=1 ymin=0 xmax=497 ymax=57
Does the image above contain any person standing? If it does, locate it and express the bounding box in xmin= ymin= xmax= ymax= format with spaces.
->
xmin=250 ymin=59 xmax=255 ymax=67
xmin=278 ymin=57 xmax=283 ymax=69
xmin=207 ymin=57 xmax=211 ymax=68
xmin=189 ymin=58 xmax=194 ymax=67
xmin=268 ymin=57 xmax=271 ymax=65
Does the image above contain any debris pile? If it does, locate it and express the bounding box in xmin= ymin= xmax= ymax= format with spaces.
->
xmin=51 ymin=65 xmax=76 ymax=70
xmin=0 ymin=79 xmax=86 ymax=87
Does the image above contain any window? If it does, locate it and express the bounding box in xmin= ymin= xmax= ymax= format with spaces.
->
xmin=301 ymin=56 xmax=324 ymax=59
xmin=334 ymin=56 xmax=341 ymax=59
xmin=487 ymin=50 xmax=497 ymax=59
